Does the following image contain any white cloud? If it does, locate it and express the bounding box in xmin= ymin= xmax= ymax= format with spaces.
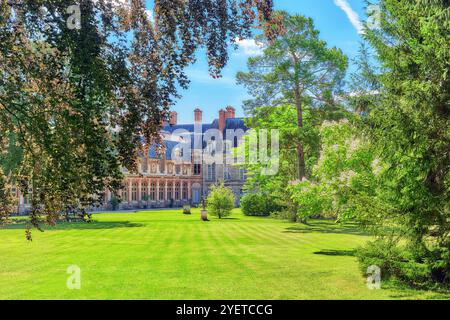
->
xmin=334 ymin=0 xmax=365 ymax=35
xmin=235 ymin=38 xmax=264 ymax=56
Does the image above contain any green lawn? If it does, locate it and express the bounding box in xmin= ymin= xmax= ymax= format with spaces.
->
xmin=0 ymin=209 xmax=448 ymax=300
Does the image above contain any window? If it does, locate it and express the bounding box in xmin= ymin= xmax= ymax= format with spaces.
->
xmin=150 ymin=183 xmax=156 ymax=200
xmin=121 ymin=189 xmax=128 ymax=202
xmin=224 ymin=166 xmax=231 ymax=180
xmin=141 ymin=181 xmax=148 ymax=200
xmin=159 ymin=182 xmax=165 ymax=200
xmin=141 ymin=158 xmax=148 ymax=173
xmin=175 ymin=182 xmax=180 ymax=200
xmin=131 ymin=182 xmax=138 ymax=201
xmin=167 ymin=182 xmax=173 ymax=200
xmin=159 ymin=160 xmax=165 ymax=174
xmin=207 ymin=164 xmax=216 ymax=181
xmin=194 ymin=164 xmax=201 ymax=175
xmin=23 ymin=187 xmax=33 ymax=205
xmin=239 ymin=168 xmax=245 ymax=181
xmin=175 ymin=165 xmax=181 ymax=175
xmin=24 ymin=194 xmax=31 ymax=205
xmin=182 ymin=182 xmax=188 ymax=200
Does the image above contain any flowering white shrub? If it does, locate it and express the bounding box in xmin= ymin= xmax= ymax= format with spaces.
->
xmin=290 ymin=119 xmax=381 ymax=221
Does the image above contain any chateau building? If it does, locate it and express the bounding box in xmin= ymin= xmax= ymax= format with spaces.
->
xmin=14 ymin=107 xmax=248 ymax=213
xmin=106 ymin=106 xmax=248 ymax=210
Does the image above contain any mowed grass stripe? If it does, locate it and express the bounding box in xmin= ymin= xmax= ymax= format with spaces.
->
xmin=1 ymin=209 xmax=448 ymax=300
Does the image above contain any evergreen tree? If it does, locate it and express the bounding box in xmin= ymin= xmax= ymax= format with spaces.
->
xmin=359 ymin=0 xmax=449 ymax=286
xmin=237 ymin=12 xmax=347 ymax=179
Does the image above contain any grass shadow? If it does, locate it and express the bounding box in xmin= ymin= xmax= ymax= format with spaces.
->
xmin=283 ymin=220 xmax=369 ymax=236
xmin=313 ymin=249 xmax=356 ymax=257
xmin=1 ymin=220 xmax=144 ymax=231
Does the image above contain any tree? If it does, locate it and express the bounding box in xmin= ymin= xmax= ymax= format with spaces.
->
xmin=0 ymin=167 xmax=14 ymax=224
xmin=347 ymin=43 xmax=381 ymax=115
xmin=237 ymin=12 xmax=348 ymax=179
xmin=289 ymin=118 xmax=378 ymax=222
xmin=0 ymin=0 xmax=276 ymax=234
xmin=206 ymin=184 xmax=235 ymax=219
xmin=241 ymin=104 xmax=320 ymax=219
xmin=358 ymin=0 xmax=450 ymax=286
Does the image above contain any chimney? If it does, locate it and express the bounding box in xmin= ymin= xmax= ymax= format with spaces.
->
xmin=169 ymin=111 xmax=177 ymax=126
xmin=194 ymin=108 xmax=202 ymax=123
xmin=226 ymin=106 xmax=235 ymax=119
xmin=219 ymin=109 xmax=226 ymax=132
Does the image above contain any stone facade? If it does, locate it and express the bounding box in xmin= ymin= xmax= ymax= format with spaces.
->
xmin=14 ymin=107 xmax=247 ymax=213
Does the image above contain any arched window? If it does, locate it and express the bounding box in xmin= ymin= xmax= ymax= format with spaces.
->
xmin=141 ymin=181 xmax=148 ymax=200
xmin=192 ymin=183 xmax=201 ymax=204
xmin=207 ymin=164 xmax=216 ymax=181
xmin=182 ymin=182 xmax=188 ymax=200
xmin=23 ymin=187 xmax=33 ymax=205
xmin=159 ymin=182 xmax=165 ymax=200
xmin=150 ymin=182 xmax=156 ymax=200
xmin=167 ymin=182 xmax=173 ymax=200
xmin=141 ymin=158 xmax=148 ymax=173
xmin=132 ymin=181 xmax=138 ymax=201
xmin=121 ymin=184 xmax=128 ymax=202
xmin=159 ymin=159 xmax=165 ymax=174
xmin=175 ymin=182 xmax=180 ymax=200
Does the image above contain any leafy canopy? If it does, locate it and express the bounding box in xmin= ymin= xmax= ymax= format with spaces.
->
xmin=0 ymin=0 xmax=275 ymax=231
xmin=207 ymin=184 xmax=235 ymax=219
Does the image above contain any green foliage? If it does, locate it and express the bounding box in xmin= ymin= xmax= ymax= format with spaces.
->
xmin=241 ymin=104 xmax=327 ymax=218
xmin=0 ymin=167 xmax=14 ymax=224
xmin=237 ymin=12 xmax=348 ymax=115
xmin=355 ymin=0 xmax=450 ymax=287
xmin=0 ymin=1 xmax=275 ymax=232
xmin=237 ymin=11 xmax=347 ymax=180
xmin=289 ymin=119 xmax=379 ymax=221
xmin=347 ymin=43 xmax=381 ymax=114
xmin=110 ymin=196 xmax=120 ymax=211
xmin=206 ymin=184 xmax=235 ymax=219
xmin=356 ymin=240 xmax=440 ymax=288
xmin=240 ymin=193 xmax=281 ymax=216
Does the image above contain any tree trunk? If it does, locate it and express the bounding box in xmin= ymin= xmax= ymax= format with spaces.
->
xmin=294 ymin=87 xmax=305 ymax=180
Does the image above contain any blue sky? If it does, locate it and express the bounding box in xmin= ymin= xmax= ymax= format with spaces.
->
xmin=148 ymin=1 xmax=370 ymax=123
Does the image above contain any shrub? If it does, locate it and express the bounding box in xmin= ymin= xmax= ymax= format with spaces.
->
xmin=240 ymin=193 xmax=280 ymax=216
xmin=206 ymin=184 xmax=235 ymax=219
xmin=356 ymin=239 xmax=449 ymax=289
xmin=110 ymin=196 xmax=120 ymax=211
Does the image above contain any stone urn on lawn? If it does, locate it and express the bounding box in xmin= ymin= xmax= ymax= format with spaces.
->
xmin=183 ymin=204 xmax=191 ymax=215
xmin=201 ymin=196 xmax=209 ymax=221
